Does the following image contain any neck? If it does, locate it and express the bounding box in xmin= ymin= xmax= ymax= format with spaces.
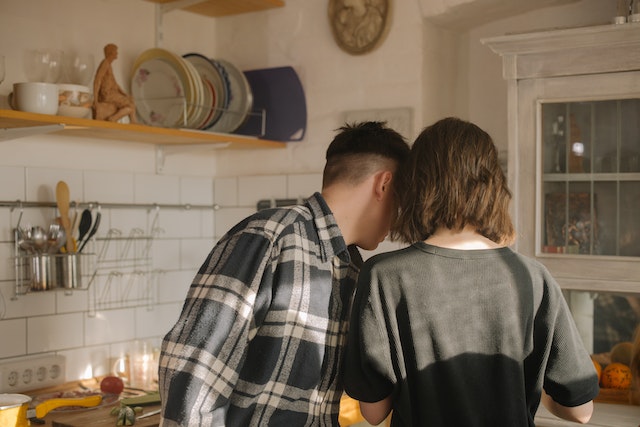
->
xmin=424 ymin=225 xmax=502 ymax=250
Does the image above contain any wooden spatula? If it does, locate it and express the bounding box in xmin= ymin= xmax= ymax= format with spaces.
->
xmin=55 ymin=181 xmax=74 ymax=253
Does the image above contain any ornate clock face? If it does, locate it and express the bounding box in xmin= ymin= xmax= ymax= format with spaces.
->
xmin=328 ymin=0 xmax=391 ymax=55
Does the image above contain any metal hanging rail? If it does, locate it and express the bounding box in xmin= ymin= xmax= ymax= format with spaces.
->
xmin=0 ymin=200 xmax=220 ymax=210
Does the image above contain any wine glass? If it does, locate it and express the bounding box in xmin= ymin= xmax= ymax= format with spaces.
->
xmin=24 ymin=49 xmax=50 ymax=82
xmin=62 ymin=53 xmax=95 ymax=86
xmin=44 ymin=49 xmax=63 ymax=83
xmin=23 ymin=49 xmax=63 ymax=83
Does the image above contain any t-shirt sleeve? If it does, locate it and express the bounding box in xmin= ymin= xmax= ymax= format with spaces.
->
xmin=541 ymin=270 xmax=600 ymax=406
xmin=343 ymin=261 xmax=395 ymax=402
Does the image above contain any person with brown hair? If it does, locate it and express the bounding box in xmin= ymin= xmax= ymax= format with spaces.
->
xmin=343 ymin=117 xmax=599 ymax=426
xmin=158 ymin=121 xmax=409 ymax=426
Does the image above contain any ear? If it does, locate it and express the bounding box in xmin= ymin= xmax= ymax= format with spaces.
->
xmin=374 ymin=170 xmax=393 ymax=201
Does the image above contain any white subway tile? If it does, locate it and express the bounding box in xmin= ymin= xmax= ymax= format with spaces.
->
xmin=180 ymin=176 xmax=214 ymax=205
xmin=238 ymin=175 xmax=287 ymax=207
xmin=25 ymin=168 xmax=83 ymax=204
xmin=55 ymin=288 xmax=89 ymax=314
xmin=180 ymin=238 xmax=214 ymax=271
xmin=202 ymin=210 xmax=214 ymax=238
xmin=1 ymin=289 xmax=56 ymax=319
xmin=214 ymin=207 xmax=254 ymax=238
xmin=27 ymin=312 xmax=84 ymax=353
xmin=287 ymin=173 xmax=321 ymax=199
xmin=134 ymin=174 xmax=180 ymax=205
xmin=0 ymin=318 xmax=27 ymax=358
xmin=156 ymin=210 xmax=200 ymax=239
xmin=151 ymin=239 xmax=180 ymax=271
xmin=84 ymin=170 xmax=135 ymax=204
xmin=105 ymin=208 xmax=148 ymax=238
xmin=0 ymin=166 xmax=25 ymax=200
xmin=0 ymin=243 xmax=13 ymax=281
xmin=59 ymin=344 xmax=110 ymax=380
xmin=214 ymin=177 xmax=238 ymax=206
xmin=156 ymin=270 xmax=193 ymax=304
xmin=85 ymin=308 xmax=136 ymax=347
xmin=136 ymin=303 xmax=182 ymax=338
xmin=0 ymin=209 xmax=13 ymax=243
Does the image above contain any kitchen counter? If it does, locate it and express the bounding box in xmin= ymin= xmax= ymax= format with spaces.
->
xmin=26 ymin=378 xmax=161 ymax=427
xmin=43 ymin=403 xmax=161 ymax=427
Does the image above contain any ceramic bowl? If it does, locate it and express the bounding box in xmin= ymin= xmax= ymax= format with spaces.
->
xmin=57 ymin=83 xmax=92 ymax=118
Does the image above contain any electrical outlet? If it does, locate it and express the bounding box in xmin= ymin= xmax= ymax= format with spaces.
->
xmin=0 ymin=355 xmax=66 ymax=393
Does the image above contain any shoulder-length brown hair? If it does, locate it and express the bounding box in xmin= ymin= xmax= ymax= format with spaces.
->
xmin=391 ymin=117 xmax=515 ymax=245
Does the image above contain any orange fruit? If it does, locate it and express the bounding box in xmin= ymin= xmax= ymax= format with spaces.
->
xmin=591 ymin=357 xmax=602 ymax=382
xmin=601 ymin=362 xmax=632 ymax=389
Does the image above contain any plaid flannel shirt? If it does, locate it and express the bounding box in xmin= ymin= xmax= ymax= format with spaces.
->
xmin=159 ymin=193 xmax=361 ymax=427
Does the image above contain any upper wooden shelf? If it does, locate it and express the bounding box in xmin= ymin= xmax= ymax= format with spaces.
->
xmin=144 ymin=0 xmax=285 ymax=17
xmin=0 ymin=109 xmax=286 ymax=148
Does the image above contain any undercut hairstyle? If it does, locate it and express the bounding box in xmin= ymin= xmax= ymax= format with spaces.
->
xmin=391 ymin=117 xmax=515 ymax=245
xmin=322 ymin=121 xmax=409 ymax=188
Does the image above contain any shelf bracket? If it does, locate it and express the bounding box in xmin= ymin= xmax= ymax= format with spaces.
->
xmin=155 ymin=142 xmax=231 ymax=174
xmin=155 ymin=0 xmax=209 ymax=47
xmin=1 ymin=124 xmax=64 ymax=142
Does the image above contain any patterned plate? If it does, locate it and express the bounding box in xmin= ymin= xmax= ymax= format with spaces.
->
xmin=208 ymin=59 xmax=252 ymax=133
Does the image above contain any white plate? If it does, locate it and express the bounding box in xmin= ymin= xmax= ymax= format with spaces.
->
xmin=183 ymin=53 xmax=225 ymax=129
xmin=132 ymin=48 xmax=197 ymax=128
xmin=182 ymin=57 xmax=205 ymax=128
xmin=208 ymin=59 xmax=251 ymax=133
xmin=205 ymin=57 xmax=231 ymax=129
xmin=132 ymin=57 xmax=187 ymax=128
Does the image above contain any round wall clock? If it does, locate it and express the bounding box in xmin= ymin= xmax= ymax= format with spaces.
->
xmin=328 ymin=0 xmax=391 ymax=55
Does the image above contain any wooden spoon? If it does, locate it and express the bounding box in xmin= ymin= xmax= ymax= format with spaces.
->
xmin=56 ymin=181 xmax=74 ymax=252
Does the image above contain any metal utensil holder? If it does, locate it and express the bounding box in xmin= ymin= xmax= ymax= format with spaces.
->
xmin=14 ymin=230 xmax=94 ymax=295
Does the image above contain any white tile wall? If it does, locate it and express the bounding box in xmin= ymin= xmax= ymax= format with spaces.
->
xmin=238 ymin=175 xmax=287 ymax=206
xmin=27 ymin=312 xmax=84 ymax=353
xmin=0 ymin=318 xmax=27 ymax=358
xmin=1 ymin=163 xmax=311 ymax=382
xmin=84 ymin=170 xmax=135 ymax=204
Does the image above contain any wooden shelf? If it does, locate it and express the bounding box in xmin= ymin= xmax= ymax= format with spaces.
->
xmin=144 ymin=0 xmax=285 ymax=17
xmin=0 ymin=109 xmax=286 ymax=149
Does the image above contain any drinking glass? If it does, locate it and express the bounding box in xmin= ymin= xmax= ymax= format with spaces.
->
xmin=23 ymin=49 xmax=63 ymax=83
xmin=62 ymin=52 xmax=95 ymax=85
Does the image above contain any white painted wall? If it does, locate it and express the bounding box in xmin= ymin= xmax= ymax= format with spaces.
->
xmin=0 ymin=0 xmax=623 ymax=387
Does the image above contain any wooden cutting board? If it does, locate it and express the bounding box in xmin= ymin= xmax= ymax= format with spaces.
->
xmin=47 ymin=404 xmax=161 ymax=427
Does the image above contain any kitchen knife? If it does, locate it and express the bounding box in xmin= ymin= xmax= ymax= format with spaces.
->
xmin=136 ymin=408 xmax=162 ymax=419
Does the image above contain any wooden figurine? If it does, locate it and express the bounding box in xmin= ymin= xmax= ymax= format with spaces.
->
xmin=93 ymin=43 xmax=137 ymax=123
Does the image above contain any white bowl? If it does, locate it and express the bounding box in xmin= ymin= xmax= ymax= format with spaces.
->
xmin=57 ymin=104 xmax=91 ymax=119
xmin=57 ymin=83 xmax=92 ymax=118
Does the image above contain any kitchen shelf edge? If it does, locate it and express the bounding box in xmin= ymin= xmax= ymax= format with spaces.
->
xmin=0 ymin=109 xmax=286 ymax=148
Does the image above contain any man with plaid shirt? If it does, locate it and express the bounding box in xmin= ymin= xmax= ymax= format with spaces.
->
xmin=158 ymin=121 xmax=409 ymax=426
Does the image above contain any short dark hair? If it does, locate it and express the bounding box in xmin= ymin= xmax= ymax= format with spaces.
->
xmin=392 ymin=117 xmax=515 ymax=245
xmin=322 ymin=121 xmax=409 ymax=188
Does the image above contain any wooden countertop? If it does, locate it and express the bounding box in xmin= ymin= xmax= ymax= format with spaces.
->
xmin=27 ymin=378 xmax=161 ymax=427
xmin=45 ymin=404 xmax=161 ymax=427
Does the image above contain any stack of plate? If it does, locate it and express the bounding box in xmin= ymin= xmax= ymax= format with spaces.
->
xmin=131 ymin=49 xmax=253 ymax=133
